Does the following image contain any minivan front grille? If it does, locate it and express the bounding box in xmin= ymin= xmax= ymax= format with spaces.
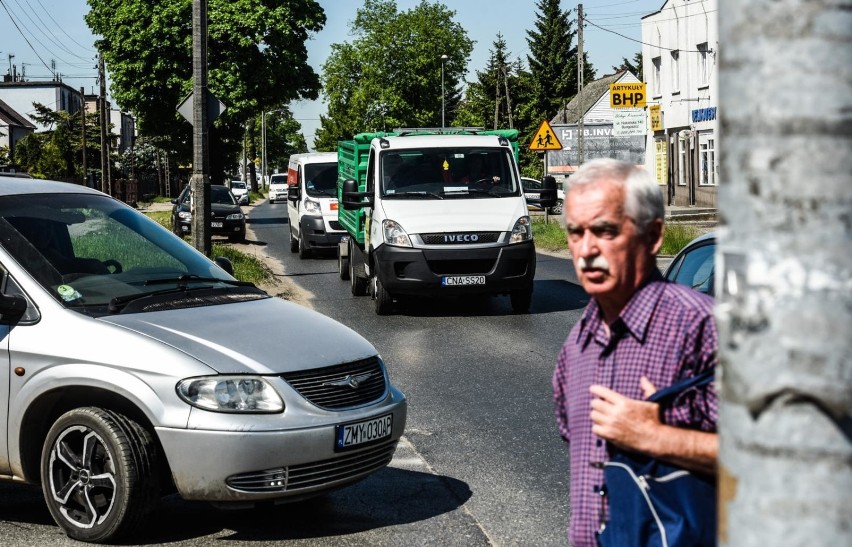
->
xmin=281 ymin=356 xmax=387 ymax=410
xmin=226 ymin=440 xmax=397 ymax=493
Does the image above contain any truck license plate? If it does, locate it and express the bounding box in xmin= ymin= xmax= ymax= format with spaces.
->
xmin=442 ymin=275 xmax=486 ymax=286
xmin=336 ymin=414 xmax=393 ymax=450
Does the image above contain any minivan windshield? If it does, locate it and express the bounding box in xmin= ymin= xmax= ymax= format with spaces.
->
xmin=380 ymin=148 xmax=520 ymax=199
xmin=0 ymin=192 xmax=266 ymax=316
xmin=303 ymin=162 xmax=338 ymax=197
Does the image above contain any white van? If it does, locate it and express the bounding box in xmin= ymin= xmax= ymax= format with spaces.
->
xmin=268 ymin=173 xmax=288 ymax=203
xmin=286 ymin=152 xmax=345 ymax=258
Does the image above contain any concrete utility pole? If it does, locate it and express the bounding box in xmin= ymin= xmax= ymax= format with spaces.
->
xmin=190 ymin=0 xmax=211 ymax=255
xmin=717 ymin=1 xmax=851 ymax=545
xmin=577 ymin=4 xmax=584 ymax=165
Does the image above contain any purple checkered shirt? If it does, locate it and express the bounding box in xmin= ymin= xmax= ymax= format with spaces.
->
xmin=552 ymin=272 xmax=718 ymax=547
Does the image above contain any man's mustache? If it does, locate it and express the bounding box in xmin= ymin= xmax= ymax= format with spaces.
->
xmin=578 ymin=255 xmax=610 ymax=272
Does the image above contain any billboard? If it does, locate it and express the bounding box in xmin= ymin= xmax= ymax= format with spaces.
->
xmin=546 ymin=123 xmax=646 ymax=175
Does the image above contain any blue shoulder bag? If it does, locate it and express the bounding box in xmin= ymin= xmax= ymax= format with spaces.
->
xmin=596 ymin=368 xmax=717 ymax=547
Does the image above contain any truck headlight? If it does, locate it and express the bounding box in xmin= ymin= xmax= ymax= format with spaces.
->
xmin=382 ymin=219 xmax=412 ymax=247
xmin=510 ymin=216 xmax=532 ymax=243
xmin=176 ymin=376 xmax=284 ymax=413
xmin=304 ymin=198 xmax=321 ymax=215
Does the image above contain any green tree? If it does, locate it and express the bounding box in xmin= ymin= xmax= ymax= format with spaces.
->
xmin=86 ymin=0 xmax=325 ymax=183
xmin=314 ymin=0 xmax=474 ymax=150
xmin=613 ymin=51 xmax=644 ymax=82
xmin=526 ymin=0 xmax=594 ymax=121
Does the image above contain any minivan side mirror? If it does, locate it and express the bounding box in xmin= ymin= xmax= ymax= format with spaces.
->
xmin=214 ymin=256 xmax=235 ymax=276
xmin=341 ymin=178 xmax=373 ymax=210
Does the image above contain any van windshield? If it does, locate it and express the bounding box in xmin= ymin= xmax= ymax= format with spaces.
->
xmin=380 ymin=148 xmax=520 ymax=199
xmin=304 ymin=162 xmax=338 ymax=197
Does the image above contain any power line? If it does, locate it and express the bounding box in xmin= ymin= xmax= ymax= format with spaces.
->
xmin=0 ymin=0 xmax=54 ymax=75
xmin=584 ymin=16 xmax=716 ymax=53
xmin=10 ymin=0 xmax=93 ymax=63
xmin=33 ymin=0 xmax=97 ymax=54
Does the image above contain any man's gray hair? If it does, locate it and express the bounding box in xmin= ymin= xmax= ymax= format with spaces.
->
xmin=566 ymin=158 xmax=664 ymax=235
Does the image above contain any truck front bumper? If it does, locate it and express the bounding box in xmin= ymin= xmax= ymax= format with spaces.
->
xmin=373 ymin=241 xmax=536 ymax=296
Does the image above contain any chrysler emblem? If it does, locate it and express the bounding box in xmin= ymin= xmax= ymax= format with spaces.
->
xmin=323 ymin=372 xmax=373 ymax=389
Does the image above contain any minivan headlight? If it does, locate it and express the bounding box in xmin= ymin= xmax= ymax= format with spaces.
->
xmin=382 ymin=219 xmax=412 ymax=247
xmin=177 ymin=376 xmax=284 ymax=413
xmin=304 ymin=198 xmax=321 ymax=215
xmin=510 ymin=216 xmax=532 ymax=243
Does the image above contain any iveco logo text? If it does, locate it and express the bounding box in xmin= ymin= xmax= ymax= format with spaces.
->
xmin=443 ymin=234 xmax=479 ymax=243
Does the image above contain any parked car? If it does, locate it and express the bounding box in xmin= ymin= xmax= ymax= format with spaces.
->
xmin=663 ymin=231 xmax=716 ymax=297
xmin=229 ymin=180 xmax=250 ymax=205
xmin=521 ymin=177 xmax=564 ymax=214
xmin=171 ymin=184 xmax=246 ymax=242
xmin=0 ymin=179 xmax=407 ymax=543
xmin=268 ymin=173 xmax=288 ymax=203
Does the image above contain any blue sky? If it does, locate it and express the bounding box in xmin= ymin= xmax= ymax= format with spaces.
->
xmin=1 ymin=0 xmax=664 ymax=147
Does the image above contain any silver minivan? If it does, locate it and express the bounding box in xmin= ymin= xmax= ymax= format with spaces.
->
xmin=0 ymin=179 xmax=407 ymax=543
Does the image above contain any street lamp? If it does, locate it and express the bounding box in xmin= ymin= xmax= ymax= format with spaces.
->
xmin=441 ymin=54 xmax=448 ymax=129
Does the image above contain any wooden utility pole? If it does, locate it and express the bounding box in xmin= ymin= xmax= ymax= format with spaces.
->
xmin=79 ymin=87 xmax=87 ymax=186
xmin=190 ymin=0 xmax=211 ymax=255
xmin=718 ymin=0 xmax=851 ymax=545
xmin=502 ymin=64 xmax=514 ymax=129
xmin=493 ymin=67 xmax=501 ymax=130
xmin=98 ymin=54 xmax=110 ymax=195
xmin=577 ymin=4 xmax=585 ymax=165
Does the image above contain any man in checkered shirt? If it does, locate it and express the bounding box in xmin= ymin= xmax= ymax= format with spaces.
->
xmin=553 ymin=159 xmax=718 ymax=547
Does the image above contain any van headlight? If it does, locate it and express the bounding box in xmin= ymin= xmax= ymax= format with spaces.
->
xmin=382 ymin=219 xmax=412 ymax=247
xmin=304 ymin=198 xmax=321 ymax=215
xmin=510 ymin=216 xmax=532 ymax=243
xmin=177 ymin=376 xmax=284 ymax=413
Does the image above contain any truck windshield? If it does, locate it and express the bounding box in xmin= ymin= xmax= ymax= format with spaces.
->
xmin=304 ymin=162 xmax=338 ymax=197
xmin=380 ymin=148 xmax=519 ymax=199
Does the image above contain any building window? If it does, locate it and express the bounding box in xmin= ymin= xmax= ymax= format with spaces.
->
xmin=678 ymin=133 xmax=688 ymax=186
xmin=697 ymin=43 xmax=709 ymax=86
xmin=671 ymin=50 xmax=680 ymax=93
xmin=652 ymin=57 xmax=662 ymax=96
xmin=698 ymin=130 xmax=716 ymax=186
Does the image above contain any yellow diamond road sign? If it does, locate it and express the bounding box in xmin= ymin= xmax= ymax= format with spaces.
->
xmin=529 ymin=119 xmax=563 ymax=151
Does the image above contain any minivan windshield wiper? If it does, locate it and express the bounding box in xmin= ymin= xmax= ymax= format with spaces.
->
xmin=461 ymin=188 xmax=508 ymax=198
xmin=108 ymin=275 xmax=257 ymax=313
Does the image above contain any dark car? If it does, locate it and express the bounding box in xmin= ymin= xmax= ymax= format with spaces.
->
xmin=663 ymin=231 xmax=716 ymax=297
xmin=522 ymin=177 xmax=564 ymax=214
xmin=171 ymin=184 xmax=246 ymax=242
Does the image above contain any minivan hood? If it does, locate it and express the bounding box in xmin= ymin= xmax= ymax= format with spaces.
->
xmin=379 ymin=197 xmax=527 ymax=233
xmin=100 ymin=297 xmax=377 ymax=374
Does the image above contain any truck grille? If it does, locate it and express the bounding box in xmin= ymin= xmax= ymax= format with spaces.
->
xmin=281 ymin=356 xmax=387 ymax=410
xmin=226 ymin=440 xmax=397 ymax=493
xmin=421 ymin=232 xmax=500 ymax=245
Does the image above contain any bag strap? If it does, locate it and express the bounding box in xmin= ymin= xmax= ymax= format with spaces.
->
xmin=647 ymin=367 xmax=714 ymax=405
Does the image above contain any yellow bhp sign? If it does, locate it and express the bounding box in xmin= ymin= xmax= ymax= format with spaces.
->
xmin=610 ymin=82 xmax=646 ymax=109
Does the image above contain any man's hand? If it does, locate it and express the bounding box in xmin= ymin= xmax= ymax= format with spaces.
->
xmin=589 ymin=383 xmax=661 ymax=453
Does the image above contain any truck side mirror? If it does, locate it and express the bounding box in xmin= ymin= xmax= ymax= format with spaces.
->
xmin=341 ymin=178 xmax=374 ymax=210
xmin=538 ymin=175 xmax=558 ymax=209
xmin=287 ymin=185 xmax=300 ymax=203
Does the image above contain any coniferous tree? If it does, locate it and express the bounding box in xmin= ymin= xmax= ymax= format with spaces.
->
xmin=526 ymin=0 xmax=594 ymax=120
xmin=613 ymin=52 xmax=644 ymax=82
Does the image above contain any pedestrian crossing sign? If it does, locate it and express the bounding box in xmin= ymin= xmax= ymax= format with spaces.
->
xmin=529 ymin=119 xmax=563 ymax=151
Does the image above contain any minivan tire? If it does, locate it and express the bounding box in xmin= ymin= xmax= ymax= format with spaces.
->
xmin=41 ymin=407 xmax=160 ymax=543
xmin=298 ymin=234 xmax=310 ymax=259
xmin=289 ymin=227 xmax=299 ymax=253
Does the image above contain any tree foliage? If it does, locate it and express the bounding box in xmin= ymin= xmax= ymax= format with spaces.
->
xmin=613 ymin=51 xmax=644 ymax=82
xmin=526 ymin=0 xmax=595 ymax=120
xmin=314 ymin=0 xmax=473 ymax=150
xmin=85 ymin=0 xmax=325 ymax=179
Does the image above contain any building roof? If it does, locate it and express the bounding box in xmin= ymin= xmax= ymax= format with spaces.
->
xmin=549 ymin=70 xmax=630 ymax=124
xmin=0 ymin=98 xmax=36 ymax=129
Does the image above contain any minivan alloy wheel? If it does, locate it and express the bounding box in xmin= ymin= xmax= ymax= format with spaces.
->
xmin=41 ymin=407 xmax=160 ymax=542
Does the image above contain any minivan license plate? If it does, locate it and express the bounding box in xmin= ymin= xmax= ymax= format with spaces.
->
xmin=336 ymin=414 xmax=393 ymax=451
xmin=442 ymin=275 xmax=486 ymax=286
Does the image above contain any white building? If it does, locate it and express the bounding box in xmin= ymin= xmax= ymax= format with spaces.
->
xmin=642 ymin=0 xmax=719 ymax=208
xmin=0 ymin=81 xmax=84 ymax=132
